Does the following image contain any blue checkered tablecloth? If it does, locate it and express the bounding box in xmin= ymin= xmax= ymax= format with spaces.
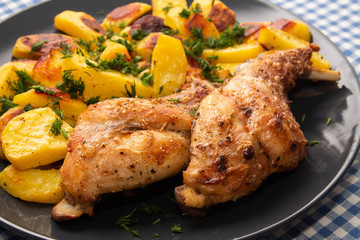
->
xmin=0 ymin=0 xmax=359 ymax=239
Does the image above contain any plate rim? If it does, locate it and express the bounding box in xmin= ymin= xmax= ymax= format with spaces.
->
xmin=0 ymin=0 xmax=359 ymax=239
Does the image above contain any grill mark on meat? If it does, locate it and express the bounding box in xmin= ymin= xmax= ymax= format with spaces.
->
xmin=243 ymin=146 xmax=255 ymax=160
xmin=216 ymin=155 xmax=227 ymax=172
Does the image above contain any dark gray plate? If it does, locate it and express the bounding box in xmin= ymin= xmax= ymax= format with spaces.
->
xmin=0 ymin=0 xmax=359 ymax=239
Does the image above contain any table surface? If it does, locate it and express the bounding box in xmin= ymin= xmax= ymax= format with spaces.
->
xmin=0 ymin=0 xmax=359 ymax=239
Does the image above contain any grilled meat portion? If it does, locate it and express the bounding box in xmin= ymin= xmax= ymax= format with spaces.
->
xmin=51 ymin=78 xmax=214 ymax=221
xmin=175 ymin=46 xmax=317 ymax=216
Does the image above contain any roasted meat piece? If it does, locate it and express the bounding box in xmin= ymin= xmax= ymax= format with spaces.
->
xmin=51 ymin=78 xmax=214 ymax=221
xmin=175 ymin=45 xmax=319 ymax=216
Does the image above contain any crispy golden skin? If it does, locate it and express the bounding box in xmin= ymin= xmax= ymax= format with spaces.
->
xmin=51 ymin=78 xmax=214 ymax=221
xmin=175 ymin=46 xmax=315 ymax=216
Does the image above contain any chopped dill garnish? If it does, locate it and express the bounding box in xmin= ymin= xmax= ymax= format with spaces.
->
xmin=161 ymin=28 xmax=179 ymax=36
xmin=140 ymin=72 xmax=153 ymax=86
xmin=115 ymin=208 xmax=140 ymax=238
xmin=0 ymin=96 xmax=18 ymax=116
xmin=327 ymin=117 xmax=332 ymax=125
xmin=57 ymin=70 xmax=85 ymax=99
xmin=29 ymin=40 xmax=47 ymax=54
xmin=76 ymin=39 xmax=92 ymax=52
xmin=167 ymin=98 xmax=180 ymax=103
xmin=7 ymin=70 xmax=38 ymax=94
xmin=152 ymin=218 xmax=161 ymax=225
xmin=159 ymin=85 xmax=164 ymax=94
xmin=179 ymin=8 xmax=191 ymax=18
xmin=50 ymin=118 xmax=63 ymax=136
xmin=119 ymin=21 xmax=127 ymax=29
xmin=112 ymin=38 xmax=134 ymax=52
xmin=152 ymin=233 xmax=161 ymax=238
xmin=86 ymin=96 xmax=100 ymax=105
xmin=301 ymin=114 xmax=306 ymax=123
xmin=122 ymin=81 xmax=137 ymax=98
xmin=31 ymin=85 xmax=57 ymax=95
xmin=59 ymin=41 xmax=73 ymax=59
xmin=139 ymin=203 xmax=163 ymax=215
xmin=162 ymin=4 xmax=173 ymax=13
xmin=171 ymin=223 xmax=182 ymax=233
xmin=62 ymin=130 xmax=70 ymax=139
xmin=189 ymin=105 xmax=200 ymax=117
xmin=309 ymin=140 xmax=321 ymax=146
xmin=191 ymin=3 xmax=202 ymax=13
xmin=131 ymin=29 xmax=148 ymax=41
xmin=22 ymin=103 xmax=34 ymax=112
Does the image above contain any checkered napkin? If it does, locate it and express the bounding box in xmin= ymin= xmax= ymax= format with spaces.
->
xmin=265 ymin=0 xmax=360 ymax=239
xmin=0 ymin=0 xmax=359 ymax=240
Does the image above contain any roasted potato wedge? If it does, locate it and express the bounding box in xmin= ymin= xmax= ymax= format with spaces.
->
xmin=32 ymin=48 xmax=64 ymax=88
xmin=257 ymin=27 xmax=331 ymax=69
xmin=12 ymin=33 xmax=77 ymax=60
xmin=134 ymin=33 xmax=163 ymax=61
xmin=202 ymin=42 xmax=265 ymax=63
xmin=151 ymin=35 xmax=187 ymax=98
xmin=187 ymin=12 xmax=219 ymax=38
xmin=164 ymin=7 xmax=191 ymax=38
xmin=54 ymin=10 xmax=105 ymax=42
xmin=2 ymin=107 xmax=73 ymax=170
xmin=208 ymin=0 xmax=236 ymax=32
xmin=190 ymin=0 xmax=214 ymax=17
xmin=268 ymin=19 xmax=311 ymax=42
xmin=0 ymin=165 xmax=63 ymax=204
xmin=102 ymin=3 xmax=152 ymax=33
xmin=152 ymin=0 xmax=188 ymax=19
xmin=61 ymin=54 xmax=154 ymax=100
xmin=13 ymin=88 xmax=87 ymax=124
xmin=0 ymin=60 xmax=37 ymax=99
xmin=100 ymin=41 xmax=131 ymax=61
xmin=0 ymin=107 xmax=24 ymax=160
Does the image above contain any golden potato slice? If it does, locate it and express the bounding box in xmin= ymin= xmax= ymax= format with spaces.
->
xmin=151 ymin=35 xmax=187 ymax=98
xmin=190 ymin=0 xmax=214 ymax=17
xmin=13 ymin=88 xmax=87 ymax=124
xmin=0 ymin=60 xmax=37 ymax=99
xmin=54 ymin=10 xmax=105 ymax=42
xmin=102 ymin=3 xmax=151 ymax=33
xmin=187 ymin=12 xmax=219 ymax=38
xmin=202 ymin=42 xmax=265 ymax=63
xmin=0 ymin=165 xmax=63 ymax=204
xmin=61 ymin=54 xmax=154 ymax=100
xmin=164 ymin=7 xmax=191 ymax=38
xmin=31 ymin=48 xmax=64 ymax=88
xmin=100 ymin=41 xmax=131 ymax=61
xmin=134 ymin=33 xmax=163 ymax=61
xmin=2 ymin=107 xmax=73 ymax=170
xmin=0 ymin=107 xmax=24 ymax=160
xmin=208 ymin=0 xmax=236 ymax=32
xmin=257 ymin=27 xmax=331 ymax=69
xmin=152 ymin=0 xmax=187 ymax=19
xmin=12 ymin=33 xmax=77 ymax=60
xmin=268 ymin=19 xmax=311 ymax=42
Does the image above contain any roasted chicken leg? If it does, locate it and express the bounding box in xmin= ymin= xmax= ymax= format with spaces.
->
xmin=175 ymin=45 xmax=319 ymax=216
xmin=51 ymin=78 xmax=214 ymax=221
